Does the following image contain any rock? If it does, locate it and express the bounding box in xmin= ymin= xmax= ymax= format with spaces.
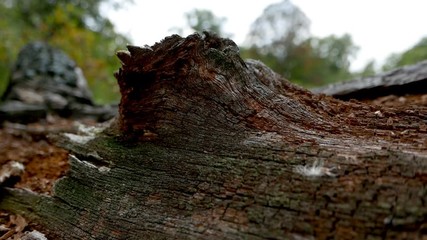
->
xmin=3 ymin=41 xmax=93 ymax=105
xmin=0 ymin=101 xmax=47 ymax=123
xmin=0 ymin=42 xmax=117 ymax=123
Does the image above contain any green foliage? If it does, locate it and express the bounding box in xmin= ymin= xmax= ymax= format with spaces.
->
xmin=307 ymin=34 xmax=359 ymax=84
xmin=178 ymin=4 xmax=349 ymax=87
xmin=382 ymin=37 xmax=427 ymax=71
xmin=242 ymin=0 xmax=358 ymax=87
xmin=0 ymin=0 xmax=131 ymax=104
xmin=242 ymin=35 xmax=358 ymax=87
xmin=353 ymin=60 xmax=377 ymax=78
xmin=171 ymin=9 xmax=231 ymax=38
xmin=245 ymin=0 xmax=310 ymax=51
xmin=177 ymin=5 xmax=359 ymax=87
xmin=185 ymin=9 xmax=227 ymax=35
xmin=382 ymin=53 xmax=401 ymax=72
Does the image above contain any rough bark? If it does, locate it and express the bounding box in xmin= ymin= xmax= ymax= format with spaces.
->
xmin=1 ymin=32 xmax=427 ymax=240
xmin=312 ymin=60 xmax=427 ymax=100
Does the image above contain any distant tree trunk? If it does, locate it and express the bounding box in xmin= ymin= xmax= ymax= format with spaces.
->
xmin=1 ymin=32 xmax=427 ymax=240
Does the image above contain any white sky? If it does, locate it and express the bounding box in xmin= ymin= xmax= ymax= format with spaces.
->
xmin=106 ymin=0 xmax=427 ymax=71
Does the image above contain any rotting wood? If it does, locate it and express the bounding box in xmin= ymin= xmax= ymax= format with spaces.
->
xmin=1 ymin=32 xmax=427 ymax=239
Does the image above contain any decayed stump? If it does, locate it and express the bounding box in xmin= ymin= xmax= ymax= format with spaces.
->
xmin=1 ymin=32 xmax=427 ymax=239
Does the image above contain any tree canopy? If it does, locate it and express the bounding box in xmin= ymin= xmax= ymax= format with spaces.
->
xmin=382 ymin=37 xmax=427 ymax=71
xmin=185 ymin=9 xmax=227 ymax=35
xmin=0 ymin=0 xmax=132 ymax=103
xmin=173 ymin=2 xmax=359 ymax=88
xmin=170 ymin=8 xmax=230 ymax=39
xmin=245 ymin=0 xmax=310 ymax=54
xmin=241 ymin=0 xmax=358 ymax=87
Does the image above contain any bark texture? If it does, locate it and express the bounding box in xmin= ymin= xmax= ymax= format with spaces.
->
xmin=1 ymin=32 xmax=427 ymax=240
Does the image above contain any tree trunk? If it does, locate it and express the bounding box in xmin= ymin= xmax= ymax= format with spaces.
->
xmin=1 ymin=32 xmax=427 ymax=240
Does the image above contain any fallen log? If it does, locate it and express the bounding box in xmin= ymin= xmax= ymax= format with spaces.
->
xmin=312 ymin=60 xmax=427 ymax=100
xmin=1 ymin=32 xmax=427 ymax=239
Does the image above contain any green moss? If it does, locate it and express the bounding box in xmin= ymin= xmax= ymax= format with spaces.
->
xmin=206 ymin=49 xmax=235 ymax=72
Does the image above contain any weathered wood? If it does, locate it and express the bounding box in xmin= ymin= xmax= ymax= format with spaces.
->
xmin=1 ymin=32 xmax=427 ymax=239
xmin=312 ymin=60 xmax=427 ymax=100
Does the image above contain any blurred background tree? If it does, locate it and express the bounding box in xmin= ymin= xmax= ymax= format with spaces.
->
xmin=170 ymin=8 xmax=231 ymax=39
xmin=170 ymin=0 xmax=427 ymax=87
xmin=185 ymin=9 xmax=227 ymax=35
xmin=240 ymin=0 xmax=358 ymax=87
xmin=173 ymin=0 xmax=360 ymax=88
xmin=382 ymin=37 xmax=427 ymax=71
xmin=0 ymin=0 xmax=132 ymax=104
xmin=357 ymin=60 xmax=377 ymax=78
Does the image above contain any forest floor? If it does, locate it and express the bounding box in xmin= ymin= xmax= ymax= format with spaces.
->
xmin=0 ymin=117 xmax=97 ymax=239
xmin=0 ymin=93 xmax=426 ymax=239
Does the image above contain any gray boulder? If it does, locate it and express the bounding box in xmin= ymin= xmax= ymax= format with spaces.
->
xmin=0 ymin=42 xmax=116 ymax=123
